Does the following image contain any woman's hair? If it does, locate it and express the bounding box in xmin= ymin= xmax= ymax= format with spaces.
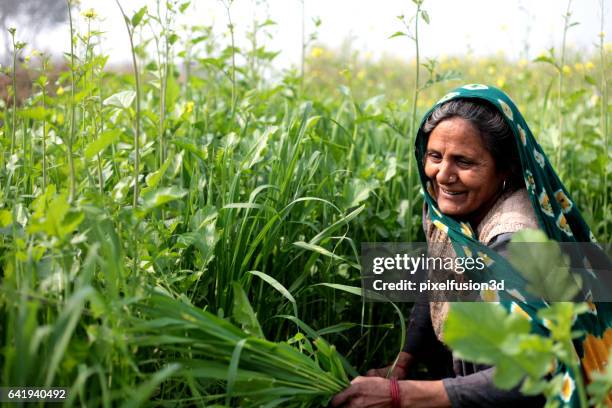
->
xmin=422 ymin=98 xmax=522 ymax=192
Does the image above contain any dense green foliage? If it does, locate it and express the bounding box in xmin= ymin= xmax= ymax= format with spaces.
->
xmin=0 ymin=0 xmax=609 ymax=406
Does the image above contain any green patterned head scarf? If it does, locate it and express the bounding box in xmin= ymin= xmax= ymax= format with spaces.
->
xmin=415 ymin=84 xmax=611 ymax=406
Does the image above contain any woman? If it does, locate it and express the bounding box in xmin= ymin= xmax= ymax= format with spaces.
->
xmin=332 ymin=85 xmax=610 ymax=407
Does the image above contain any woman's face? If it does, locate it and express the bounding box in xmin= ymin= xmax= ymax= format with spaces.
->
xmin=424 ymin=117 xmax=505 ymax=223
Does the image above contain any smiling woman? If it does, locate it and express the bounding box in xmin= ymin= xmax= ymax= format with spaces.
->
xmin=332 ymin=85 xmax=611 ymax=408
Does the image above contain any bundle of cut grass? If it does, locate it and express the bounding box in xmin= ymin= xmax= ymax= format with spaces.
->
xmin=130 ymin=293 xmax=352 ymax=407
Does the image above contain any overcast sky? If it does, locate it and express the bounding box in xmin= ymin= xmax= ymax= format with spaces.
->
xmin=13 ymin=0 xmax=612 ymax=67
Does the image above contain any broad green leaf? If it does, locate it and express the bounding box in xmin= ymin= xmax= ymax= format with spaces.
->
xmin=85 ymin=129 xmax=120 ymax=159
xmin=508 ymin=229 xmax=582 ymax=301
xmin=103 ymin=90 xmax=136 ymax=109
xmin=343 ymin=178 xmax=379 ymax=208
xmin=144 ymin=154 xmax=172 ymax=189
xmin=241 ymin=127 xmax=276 ymax=170
xmin=232 ymin=282 xmax=264 ymax=339
xmin=444 ymin=303 xmax=554 ymax=389
xmin=142 ymin=186 xmax=188 ymax=210
xmin=131 ymin=6 xmax=147 ymax=27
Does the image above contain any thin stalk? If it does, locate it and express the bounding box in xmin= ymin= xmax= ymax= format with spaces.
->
xmin=11 ymin=42 xmax=17 ymax=155
xmin=86 ymin=20 xmax=104 ymax=194
xmin=599 ymin=0 xmax=608 ymax=238
xmin=115 ymin=0 xmax=142 ymax=208
xmin=155 ymin=0 xmax=169 ymax=168
xmin=9 ymin=30 xmax=17 ymax=155
xmin=406 ymin=1 xmax=423 ymax=240
xmin=300 ymin=0 xmax=305 ymax=82
xmin=223 ymin=0 xmax=237 ymax=118
xmin=40 ymin=62 xmax=48 ymax=190
xmin=66 ymin=0 xmax=77 ymax=201
xmin=556 ymin=0 xmax=572 ymax=169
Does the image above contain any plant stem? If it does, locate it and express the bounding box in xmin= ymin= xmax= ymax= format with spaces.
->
xmin=115 ymin=0 xmax=142 ymax=209
xmin=599 ymin=0 xmax=608 ymax=239
xmin=41 ymin=75 xmax=47 ymax=190
xmin=224 ymin=1 xmax=237 ymax=118
xmin=407 ymin=1 xmax=422 ymax=240
xmin=66 ymin=0 xmax=77 ymax=201
xmin=10 ymin=35 xmax=17 ymax=156
xmin=556 ymin=0 xmax=572 ymax=170
xmin=300 ymin=0 xmax=305 ymax=83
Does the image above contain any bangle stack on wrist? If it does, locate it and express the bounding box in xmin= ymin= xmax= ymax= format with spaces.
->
xmin=390 ymin=377 xmax=401 ymax=408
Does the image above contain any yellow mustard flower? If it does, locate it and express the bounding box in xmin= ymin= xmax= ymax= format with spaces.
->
xmin=82 ymin=8 xmax=98 ymax=19
xmin=184 ymin=101 xmax=195 ymax=114
xmin=56 ymin=86 xmax=65 ymax=96
xmin=310 ymin=47 xmax=323 ymax=58
xmin=562 ymin=65 xmax=571 ymax=75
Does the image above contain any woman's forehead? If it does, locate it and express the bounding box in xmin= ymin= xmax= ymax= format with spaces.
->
xmin=426 ymin=118 xmax=488 ymax=154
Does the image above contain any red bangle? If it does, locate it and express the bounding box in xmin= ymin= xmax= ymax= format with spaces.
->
xmin=390 ymin=377 xmax=401 ymax=408
xmin=394 ymin=362 xmax=407 ymax=371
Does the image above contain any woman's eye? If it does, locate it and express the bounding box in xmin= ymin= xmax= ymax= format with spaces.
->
xmin=427 ymin=152 xmax=441 ymax=161
xmin=457 ymin=159 xmax=473 ymax=167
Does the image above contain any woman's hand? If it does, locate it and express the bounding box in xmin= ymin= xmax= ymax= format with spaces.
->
xmin=366 ymin=351 xmax=413 ymax=379
xmin=331 ymin=377 xmax=452 ymax=408
xmin=331 ymin=376 xmax=392 ymax=408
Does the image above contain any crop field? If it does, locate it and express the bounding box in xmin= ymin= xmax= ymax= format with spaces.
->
xmin=0 ymin=0 xmax=610 ymax=406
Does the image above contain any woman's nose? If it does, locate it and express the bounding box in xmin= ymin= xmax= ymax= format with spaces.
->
xmin=436 ymin=161 xmax=456 ymax=184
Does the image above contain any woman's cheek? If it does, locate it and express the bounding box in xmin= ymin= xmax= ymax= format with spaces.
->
xmin=424 ymin=161 xmax=436 ymax=178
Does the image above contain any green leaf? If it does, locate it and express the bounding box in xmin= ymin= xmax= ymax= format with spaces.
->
xmin=508 ymin=229 xmax=582 ymax=301
xmin=103 ymin=90 xmax=136 ymax=109
xmin=179 ymin=1 xmax=191 ymax=13
xmin=343 ymin=178 xmax=379 ymax=208
xmin=389 ymin=31 xmax=408 ymax=39
xmin=232 ymin=282 xmax=264 ymax=339
xmin=0 ymin=210 xmax=12 ymax=227
xmin=18 ymin=107 xmax=51 ymax=120
xmin=227 ymin=338 xmax=248 ymax=402
xmin=421 ymin=10 xmax=430 ymax=24
xmin=165 ymin=73 xmax=180 ymax=113
xmin=585 ymin=75 xmax=597 ymax=86
xmin=120 ymin=364 xmax=180 ymax=408
xmin=444 ymin=303 xmax=554 ymax=390
xmin=142 ymin=186 xmax=188 ymax=211
xmin=241 ymin=127 xmax=276 ymax=170
xmin=144 ymin=154 xmax=172 ymax=189
xmin=248 ymin=271 xmax=298 ymax=318
xmin=84 ymin=129 xmax=120 ymax=159
xmin=131 ymin=6 xmax=147 ymax=27
xmin=292 ymin=241 xmax=347 ymax=263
